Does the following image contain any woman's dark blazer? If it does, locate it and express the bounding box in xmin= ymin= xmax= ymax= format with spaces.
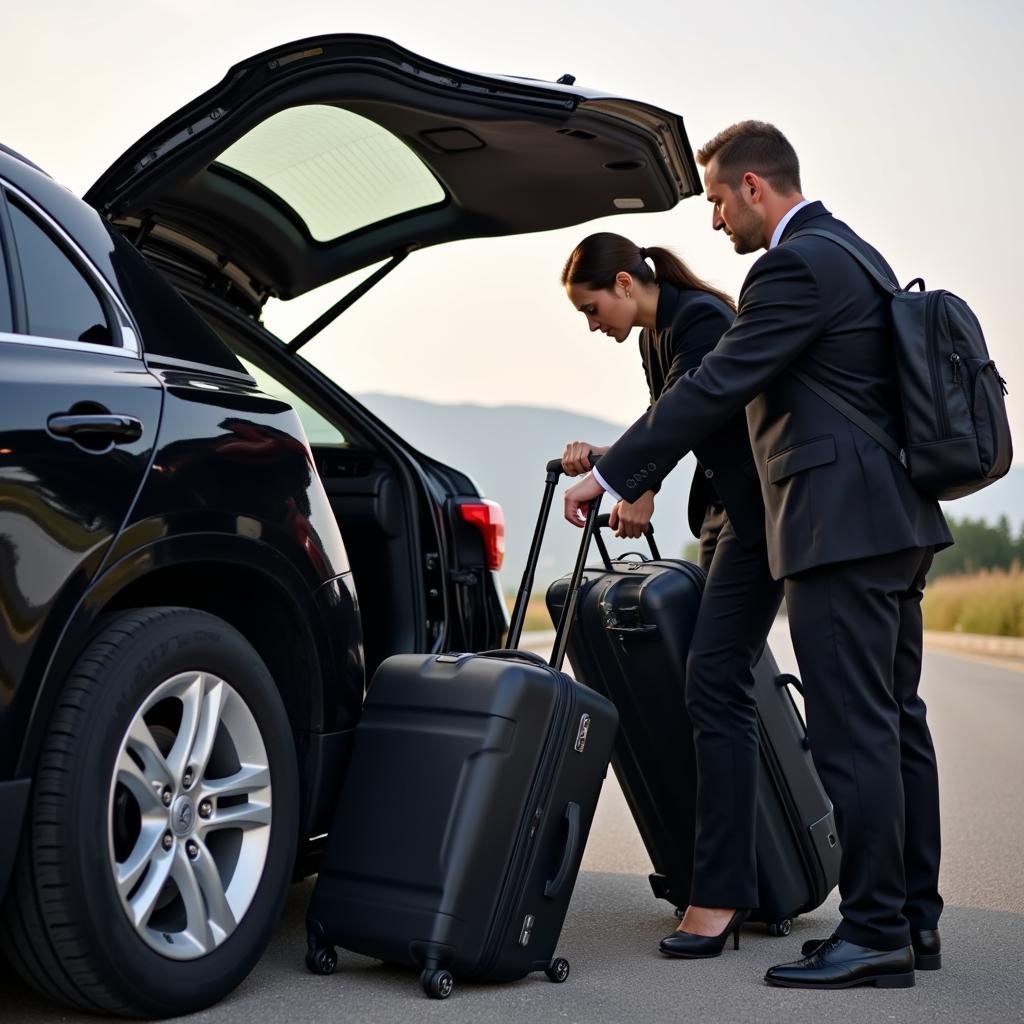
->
xmin=639 ymin=283 xmax=765 ymax=547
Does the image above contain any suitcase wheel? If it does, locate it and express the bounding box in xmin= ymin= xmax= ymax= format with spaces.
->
xmin=421 ymin=968 xmax=454 ymax=999
xmin=305 ymin=945 xmax=338 ymax=975
xmin=545 ymin=958 xmax=571 ymax=983
xmin=766 ymin=918 xmax=793 ymax=938
xmin=305 ymin=923 xmax=338 ymax=975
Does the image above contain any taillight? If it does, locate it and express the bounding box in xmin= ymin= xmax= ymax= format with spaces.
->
xmin=459 ymin=500 xmax=505 ymax=571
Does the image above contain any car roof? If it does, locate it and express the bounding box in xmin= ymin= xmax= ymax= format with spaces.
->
xmin=0 ymin=147 xmax=127 ymax=302
xmin=0 ymin=143 xmax=50 ymax=178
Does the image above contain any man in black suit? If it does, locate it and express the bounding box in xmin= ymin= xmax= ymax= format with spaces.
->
xmin=564 ymin=121 xmax=952 ymax=989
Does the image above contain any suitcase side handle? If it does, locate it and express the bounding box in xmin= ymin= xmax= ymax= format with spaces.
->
xmin=778 ymin=672 xmax=805 ymax=698
xmin=477 ymin=649 xmax=549 ymax=668
xmin=777 ymin=674 xmax=812 ymax=750
xmin=543 ymin=801 xmax=581 ymax=900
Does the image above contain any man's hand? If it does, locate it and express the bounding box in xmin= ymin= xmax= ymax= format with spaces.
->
xmin=563 ymin=472 xmax=605 ymax=527
xmin=609 ymin=490 xmax=655 ymax=539
xmin=561 ymin=441 xmax=609 ymax=477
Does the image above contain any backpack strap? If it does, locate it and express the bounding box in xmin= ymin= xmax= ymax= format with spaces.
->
xmin=788 ymin=227 xmax=900 ymax=295
xmin=789 ymin=368 xmax=907 ymax=467
xmin=785 ymin=227 xmax=908 ymax=468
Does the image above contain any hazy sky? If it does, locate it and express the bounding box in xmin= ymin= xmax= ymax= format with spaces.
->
xmin=4 ymin=0 xmax=1021 ymax=456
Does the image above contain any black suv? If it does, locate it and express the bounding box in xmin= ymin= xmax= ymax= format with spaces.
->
xmin=0 ymin=35 xmax=698 ymax=1017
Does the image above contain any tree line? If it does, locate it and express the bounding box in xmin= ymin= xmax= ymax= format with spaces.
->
xmin=931 ymin=515 xmax=1024 ymax=578
xmin=682 ymin=515 xmax=1021 ymax=580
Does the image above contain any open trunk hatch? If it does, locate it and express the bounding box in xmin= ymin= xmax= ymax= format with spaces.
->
xmin=86 ymin=34 xmax=701 ymax=312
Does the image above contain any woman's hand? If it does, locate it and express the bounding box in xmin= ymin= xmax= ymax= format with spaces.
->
xmin=609 ymin=490 xmax=655 ymax=539
xmin=561 ymin=442 xmax=609 ymax=477
xmin=563 ymin=473 xmax=605 ymax=526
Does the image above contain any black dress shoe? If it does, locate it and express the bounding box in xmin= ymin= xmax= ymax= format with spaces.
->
xmin=765 ymin=935 xmax=915 ymax=989
xmin=660 ymin=909 xmax=750 ymax=959
xmin=801 ymin=928 xmax=941 ymax=970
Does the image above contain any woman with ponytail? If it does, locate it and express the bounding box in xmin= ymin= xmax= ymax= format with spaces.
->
xmin=560 ymin=233 xmax=784 ymax=959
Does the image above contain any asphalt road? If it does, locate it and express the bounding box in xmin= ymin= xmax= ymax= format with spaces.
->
xmin=3 ymin=624 xmax=1023 ymax=1023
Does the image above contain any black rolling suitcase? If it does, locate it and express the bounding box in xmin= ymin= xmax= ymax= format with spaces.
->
xmin=305 ymin=460 xmax=618 ymax=999
xmin=546 ymin=518 xmax=840 ymax=936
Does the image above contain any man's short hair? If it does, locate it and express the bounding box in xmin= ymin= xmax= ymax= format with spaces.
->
xmin=697 ymin=121 xmax=801 ymax=195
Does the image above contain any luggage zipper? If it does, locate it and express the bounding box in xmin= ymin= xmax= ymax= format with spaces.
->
xmin=926 ymin=292 xmax=950 ymax=438
xmin=642 ymin=558 xmax=706 ymax=587
xmin=979 ymin=360 xmax=1009 ymax=396
xmin=476 ymin=666 xmax=576 ymax=976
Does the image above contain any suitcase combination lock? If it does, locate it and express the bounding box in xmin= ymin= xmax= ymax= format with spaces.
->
xmin=602 ymin=605 xmax=657 ymax=639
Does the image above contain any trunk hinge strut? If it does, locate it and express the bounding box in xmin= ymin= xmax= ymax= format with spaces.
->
xmin=287 ymin=249 xmax=411 ymax=353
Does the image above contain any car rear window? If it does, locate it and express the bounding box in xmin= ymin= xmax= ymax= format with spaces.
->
xmin=214 ymin=104 xmax=445 ymax=242
xmin=235 ymin=355 xmax=348 ymax=446
xmin=106 ymin=230 xmax=246 ymax=373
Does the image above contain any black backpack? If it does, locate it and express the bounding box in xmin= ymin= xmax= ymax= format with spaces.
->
xmin=789 ymin=227 xmax=1012 ymax=501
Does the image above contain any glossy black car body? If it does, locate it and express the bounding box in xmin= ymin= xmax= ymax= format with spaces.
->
xmin=0 ymin=142 xmax=510 ymax=1020
xmin=0 ymin=34 xmax=698 ymax=1017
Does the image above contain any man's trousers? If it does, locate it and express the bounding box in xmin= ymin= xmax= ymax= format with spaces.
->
xmin=785 ymin=546 xmax=943 ymax=949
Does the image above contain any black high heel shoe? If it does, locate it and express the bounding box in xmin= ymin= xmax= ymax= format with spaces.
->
xmin=659 ymin=909 xmax=751 ymax=959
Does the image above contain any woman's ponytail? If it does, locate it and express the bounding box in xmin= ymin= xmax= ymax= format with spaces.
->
xmin=644 ymin=246 xmax=736 ymax=312
xmin=562 ymin=233 xmax=735 ymax=313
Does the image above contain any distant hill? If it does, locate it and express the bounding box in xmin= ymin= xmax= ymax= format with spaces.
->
xmin=357 ymin=394 xmax=698 ymax=593
xmin=356 ymin=394 xmax=1024 ymax=591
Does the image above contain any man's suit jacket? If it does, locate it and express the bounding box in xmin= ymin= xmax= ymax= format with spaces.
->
xmin=639 ymin=282 xmax=764 ymax=546
xmin=597 ymin=202 xmax=953 ymax=580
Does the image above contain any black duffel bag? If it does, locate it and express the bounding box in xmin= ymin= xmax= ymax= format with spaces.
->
xmin=789 ymin=227 xmax=1012 ymax=501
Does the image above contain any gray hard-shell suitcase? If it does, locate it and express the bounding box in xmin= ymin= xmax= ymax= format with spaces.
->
xmin=305 ymin=461 xmax=618 ymax=998
xmin=546 ymin=518 xmax=840 ymax=935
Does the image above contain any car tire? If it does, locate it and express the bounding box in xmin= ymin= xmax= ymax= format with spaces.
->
xmin=0 ymin=607 xmax=299 ymax=1017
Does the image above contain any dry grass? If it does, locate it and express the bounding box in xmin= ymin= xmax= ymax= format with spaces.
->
xmin=923 ymin=563 xmax=1024 ymax=637
xmin=509 ymin=571 xmax=1024 ymax=639
xmin=505 ymin=568 xmax=1024 ymax=639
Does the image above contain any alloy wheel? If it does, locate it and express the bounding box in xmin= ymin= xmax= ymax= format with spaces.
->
xmin=107 ymin=671 xmax=272 ymax=960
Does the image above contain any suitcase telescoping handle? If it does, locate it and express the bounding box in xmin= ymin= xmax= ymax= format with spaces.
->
xmin=505 ymin=457 xmax=602 ymax=671
xmin=592 ymin=513 xmax=661 ymax=569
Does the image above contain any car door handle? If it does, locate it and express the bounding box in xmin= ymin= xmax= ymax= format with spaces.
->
xmin=47 ymin=413 xmax=144 ymax=443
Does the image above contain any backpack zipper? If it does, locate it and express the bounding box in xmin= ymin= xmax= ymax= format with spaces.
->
xmin=950 ymin=351 xmax=972 ymax=413
xmin=926 ymin=292 xmax=950 ymax=438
